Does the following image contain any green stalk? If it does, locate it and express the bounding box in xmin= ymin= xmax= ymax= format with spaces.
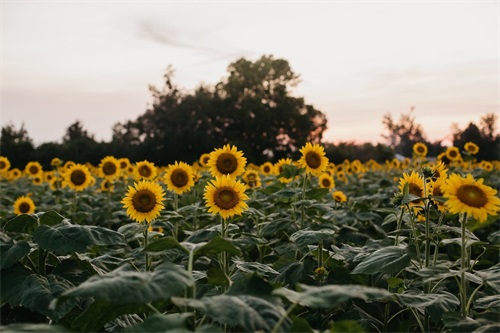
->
xmin=460 ymin=213 xmax=468 ymax=319
xmin=220 ymin=217 xmax=228 ymax=293
xmin=395 ymin=207 xmax=404 ymax=246
xmin=144 ymin=226 xmax=151 ymax=271
xmin=38 ymin=249 xmax=47 ymax=276
xmin=271 ymin=302 xmax=297 ymax=333
xmin=300 ymin=173 xmax=308 ymax=229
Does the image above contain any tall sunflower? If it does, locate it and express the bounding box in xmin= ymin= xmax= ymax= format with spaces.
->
xmin=13 ymin=196 xmax=36 ymax=215
xmin=122 ymin=180 xmax=166 ymax=223
xmin=164 ymin=161 xmax=195 ymax=195
xmin=134 ymin=161 xmax=158 ymax=181
xmin=298 ymin=142 xmax=329 ymax=176
xmin=398 ymin=171 xmax=425 ymax=205
xmin=204 ymin=175 xmax=249 ymax=220
xmin=208 ymin=144 xmax=247 ymax=179
xmin=318 ymin=173 xmax=335 ymax=190
xmin=413 ymin=142 xmax=428 ymax=158
xmin=25 ymin=161 xmax=43 ymax=177
xmin=99 ymin=156 xmax=120 ymax=180
xmin=442 ymin=173 xmax=500 ymax=223
xmin=62 ymin=164 xmax=93 ymax=191
xmin=464 ymin=142 xmax=479 ymax=155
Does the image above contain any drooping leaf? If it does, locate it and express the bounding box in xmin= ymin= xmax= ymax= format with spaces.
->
xmin=193 ymin=236 xmax=241 ymax=257
xmin=474 ymin=295 xmax=500 ymax=309
xmin=397 ymin=291 xmax=459 ymax=322
xmin=3 ymin=214 xmax=38 ymax=234
xmin=0 ymin=241 xmax=31 ymax=271
xmin=290 ymin=228 xmax=335 ymax=248
xmin=172 ymin=295 xmax=290 ymax=333
xmin=0 ymin=263 xmax=33 ymax=305
xmin=234 ymin=260 xmax=279 ymax=277
xmin=33 ymin=224 xmax=126 ymax=254
xmin=351 ymin=246 xmax=410 ymax=275
xmin=38 ymin=211 xmax=67 ymax=226
xmin=143 ymin=236 xmax=188 ymax=254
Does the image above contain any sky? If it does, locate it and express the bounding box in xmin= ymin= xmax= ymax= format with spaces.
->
xmin=1 ymin=1 xmax=499 ymax=147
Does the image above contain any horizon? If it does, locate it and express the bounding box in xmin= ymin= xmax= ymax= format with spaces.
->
xmin=2 ymin=1 xmax=499 ymax=147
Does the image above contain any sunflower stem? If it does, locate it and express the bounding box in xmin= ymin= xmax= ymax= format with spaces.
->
xmin=395 ymin=207 xmax=404 ymax=246
xmin=220 ymin=217 xmax=228 ymax=293
xmin=300 ymin=173 xmax=308 ymax=229
xmin=460 ymin=213 xmax=468 ymax=319
xmin=144 ymin=226 xmax=151 ymax=271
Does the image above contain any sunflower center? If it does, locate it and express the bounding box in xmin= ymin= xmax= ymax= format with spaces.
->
xmin=456 ymin=185 xmax=487 ymax=208
xmin=246 ymin=173 xmax=257 ymax=181
xmin=139 ymin=165 xmax=152 ymax=177
xmin=171 ymin=169 xmax=188 ymax=187
xmin=70 ymin=170 xmax=87 ymax=186
xmin=19 ymin=202 xmax=31 ymax=213
xmin=0 ymin=161 xmax=6 ymax=169
xmin=29 ymin=166 xmax=39 ymax=174
xmin=417 ymin=147 xmax=425 ymax=153
xmin=322 ymin=179 xmax=331 ymax=187
xmin=214 ymin=187 xmax=239 ymax=210
xmin=449 ymin=151 xmax=458 ymax=158
xmin=103 ymin=162 xmax=117 ymax=176
xmin=132 ymin=190 xmax=157 ymax=213
xmin=202 ymin=156 xmax=210 ymax=165
xmin=432 ymin=186 xmax=443 ymax=197
xmin=305 ymin=152 xmax=321 ymax=169
xmin=409 ymin=183 xmax=423 ymax=197
xmin=216 ymin=153 xmax=238 ymax=174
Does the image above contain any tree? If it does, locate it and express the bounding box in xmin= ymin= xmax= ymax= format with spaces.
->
xmin=381 ymin=108 xmax=428 ymax=157
xmin=0 ymin=122 xmax=35 ymax=168
xmin=111 ymin=55 xmax=328 ymax=164
xmin=60 ymin=121 xmax=102 ymax=164
xmin=452 ymin=113 xmax=499 ymax=161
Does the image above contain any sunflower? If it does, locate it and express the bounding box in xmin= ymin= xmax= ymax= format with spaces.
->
xmin=25 ymin=161 xmax=43 ymax=177
xmin=13 ymin=196 xmax=36 ymax=215
xmin=298 ymin=142 xmax=329 ymax=176
xmin=122 ymin=180 xmax=166 ymax=223
xmin=32 ymin=175 xmax=43 ymax=186
xmin=0 ymin=156 xmax=11 ymax=174
xmin=8 ymin=168 xmax=22 ymax=181
xmin=100 ymin=179 xmax=115 ymax=192
xmin=336 ymin=170 xmax=348 ymax=183
xmin=398 ymin=171 xmax=425 ymax=205
xmin=429 ymin=177 xmax=447 ymax=213
xmin=442 ymin=173 xmax=500 ymax=223
xmin=208 ymin=144 xmax=247 ymax=179
xmin=431 ymin=161 xmax=449 ymax=181
xmin=318 ymin=173 xmax=335 ymax=189
xmin=413 ymin=142 xmax=428 ymax=158
xmin=242 ymin=169 xmax=262 ymax=189
xmin=62 ymin=164 xmax=93 ymax=191
xmin=164 ymin=161 xmax=195 ymax=195
xmin=260 ymin=162 xmax=275 ymax=176
xmin=204 ymin=175 xmax=249 ymax=220
xmin=274 ymin=158 xmax=294 ymax=183
xmin=445 ymin=146 xmax=461 ymax=161
xmin=480 ymin=161 xmax=493 ymax=172
xmin=134 ymin=160 xmax=157 ymax=181
xmin=99 ymin=156 xmax=120 ymax=180
xmin=51 ymin=158 xmax=62 ymax=167
xmin=332 ymin=190 xmax=347 ymax=203
xmin=199 ymin=153 xmax=211 ymax=167
xmin=464 ymin=142 xmax=479 ymax=155
xmin=118 ymin=157 xmax=131 ymax=171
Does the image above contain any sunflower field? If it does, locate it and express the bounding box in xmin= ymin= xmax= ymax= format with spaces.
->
xmin=1 ymin=142 xmax=499 ymax=333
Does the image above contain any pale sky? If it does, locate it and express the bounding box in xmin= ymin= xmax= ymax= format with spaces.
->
xmin=1 ymin=1 xmax=499 ymax=146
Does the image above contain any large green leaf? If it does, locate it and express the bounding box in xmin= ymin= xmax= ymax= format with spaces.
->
xmin=33 ymin=224 xmax=126 ymax=254
xmin=143 ymin=236 xmax=188 ymax=254
xmin=172 ymin=295 xmax=290 ymax=333
xmin=474 ymin=295 xmax=500 ymax=309
xmin=273 ymin=284 xmax=394 ymax=308
xmin=0 ymin=263 xmax=33 ymax=305
xmin=290 ymin=228 xmax=335 ymax=248
xmin=18 ymin=274 xmax=77 ymax=321
xmin=57 ymin=261 xmax=193 ymax=304
xmin=193 ymin=236 xmax=241 ymax=257
xmin=397 ymin=291 xmax=459 ymax=322
xmin=37 ymin=211 xmax=67 ymax=226
xmin=351 ymin=246 xmax=410 ymax=275
xmin=0 ymin=241 xmax=30 ymax=271
xmin=3 ymin=214 xmax=38 ymax=234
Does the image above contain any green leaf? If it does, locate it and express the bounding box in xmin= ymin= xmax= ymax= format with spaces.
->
xmin=0 ymin=241 xmax=30 ymax=271
xmin=0 ymin=323 xmax=68 ymax=332
xmin=305 ymin=188 xmax=330 ymax=200
xmin=330 ymin=320 xmax=366 ymax=333
xmin=3 ymin=214 xmax=38 ymax=234
xmin=193 ymin=236 xmax=241 ymax=257
xmin=19 ymin=274 xmax=77 ymax=321
xmin=289 ymin=228 xmax=335 ymax=248
xmin=206 ymin=266 xmax=230 ymax=286
xmin=0 ymin=263 xmax=33 ymax=305
xmin=397 ymin=291 xmax=459 ymax=322
xmin=351 ymin=246 xmax=410 ymax=275
xmin=123 ymin=313 xmax=192 ymax=332
xmin=273 ymin=284 xmax=394 ymax=308
xmin=143 ymin=236 xmax=188 ymax=254
xmin=33 ymin=224 xmax=126 ymax=254
xmin=261 ymin=218 xmax=293 ymax=238
xmin=172 ymin=295 xmax=290 ymax=333
xmin=474 ymin=295 xmax=500 ymax=309
xmin=57 ymin=261 xmax=193 ymax=304
xmin=38 ymin=211 xmax=66 ymax=226
xmin=401 ymin=193 xmax=422 ymax=204
xmin=234 ymin=260 xmax=279 ymax=277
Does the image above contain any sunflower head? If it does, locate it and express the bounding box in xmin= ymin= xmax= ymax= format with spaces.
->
xmin=134 ymin=161 xmax=158 ymax=181
xmin=398 ymin=171 xmax=425 ymax=205
xmin=413 ymin=142 xmax=428 ymax=158
xmin=274 ymin=158 xmax=295 ymax=183
xmin=298 ymin=143 xmax=329 ymax=176
xmin=203 ymin=175 xmax=249 ymax=220
xmin=199 ymin=153 xmax=211 ymax=167
xmin=164 ymin=161 xmax=195 ymax=195
xmin=99 ymin=156 xmax=120 ymax=180
xmin=260 ymin=162 xmax=275 ymax=176
xmin=442 ymin=173 xmax=500 ymax=223
xmin=122 ymin=180 xmax=166 ymax=223
xmin=13 ymin=196 xmax=36 ymax=215
xmin=0 ymin=156 xmax=11 ymax=174
xmin=332 ymin=190 xmax=347 ymax=203
xmin=445 ymin=146 xmax=461 ymax=161
xmin=25 ymin=161 xmax=43 ymax=177
xmin=429 ymin=178 xmax=447 ymax=213
xmin=464 ymin=142 xmax=479 ymax=155
xmin=242 ymin=169 xmax=262 ymax=189
xmin=62 ymin=164 xmax=94 ymax=191
xmin=51 ymin=158 xmax=62 ymax=167
xmin=8 ymin=168 xmax=22 ymax=181
xmin=318 ymin=173 xmax=335 ymax=189
xmin=208 ymin=144 xmax=247 ymax=178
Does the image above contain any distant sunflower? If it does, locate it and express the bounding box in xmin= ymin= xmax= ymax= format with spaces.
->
xmin=431 ymin=161 xmax=449 ymax=181
xmin=32 ymin=175 xmax=43 ymax=186
xmin=445 ymin=146 xmax=461 ymax=161
xmin=413 ymin=142 xmax=428 ymax=158
xmin=298 ymin=142 xmax=329 ymax=176
xmin=100 ymin=179 xmax=115 ymax=192
xmin=208 ymin=144 xmax=247 ymax=178
xmin=13 ymin=196 xmax=36 ymax=215
xmin=398 ymin=171 xmax=425 ymax=205
xmin=442 ymin=173 xmax=500 ymax=223
xmin=118 ymin=158 xmax=131 ymax=171
xmin=122 ymin=180 xmax=166 ymax=223
xmin=164 ymin=161 xmax=195 ymax=195
xmin=8 ymin=168 xmax=22 ymax=181
xmin=242 ymin=169 xmax=262 ymax=189
xmin=274 ymin=158 xmax=294 ymax=183
xmin=332 ymin=190 xmax=347 ymax=203
xmin=99 ymin=156 xmax=120 ymax=180
xmin=25 ymin=161 xmax=43 ymax=177
xmin=204 ymin=175 xmax=249 ymax=220
xmin=318 ymin=173 xmax=335 ymax=189
xmin=464 ymin=142 xmax=479 ymax=155
xmin=199 ymin=153 xmax=211 ymax=167
xmin=336 ymin=170 xmax=348 ymax=183
xmin=51 ymin=158 xmax=62 ymax=167
xmin=0 ymin=156 xmax=11 ymax=174
xmin=134 ymin=161 xmax=157 ymax=181
xmin=429 ymin=178 xmax=447 ymax=213
xmin=63 ymin=164 xmax=93 ymax=191
xmin=480 ymin=161 xmax=493 ymax=172
xmin=260 ymin=162 xmax=275 ymax=176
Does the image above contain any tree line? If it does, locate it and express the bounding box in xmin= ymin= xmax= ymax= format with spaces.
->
xmin=1 ymin=55 xmax=498 ymax=169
